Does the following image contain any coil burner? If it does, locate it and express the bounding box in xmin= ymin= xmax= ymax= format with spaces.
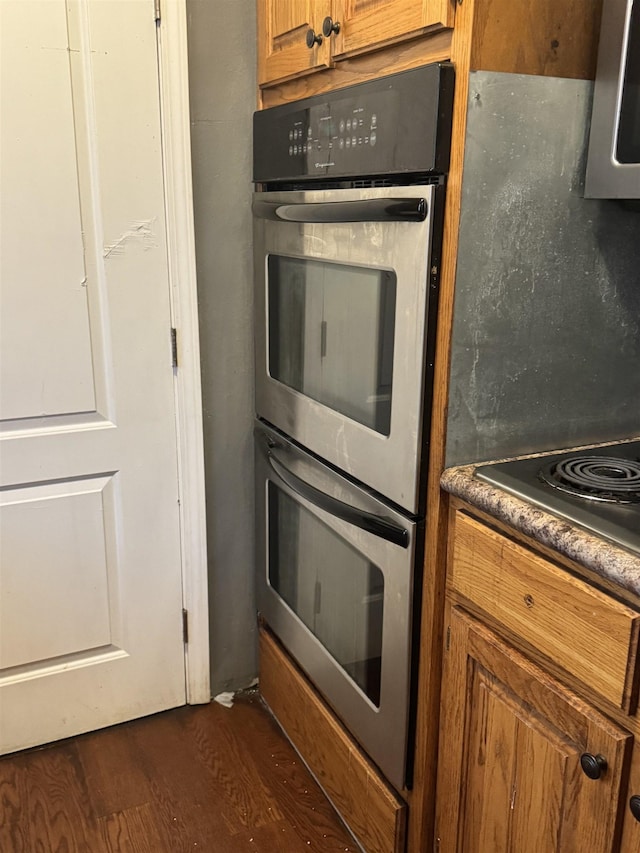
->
xmin=539 ymin=455 xmax=640 ymax=504
xmin=475 ymin=441 xmax=640 ymax=555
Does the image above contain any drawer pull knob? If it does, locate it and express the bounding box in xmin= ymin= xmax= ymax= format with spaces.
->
xmin=580 ymin=753 xmax=608 ymax=780
xmin=630 ymin=796 xmax=640 ymax=822
xmin=306 ymin=28 xmax=323 ymax=48
xmin=322 ymin=16 xmax=341 ymax=37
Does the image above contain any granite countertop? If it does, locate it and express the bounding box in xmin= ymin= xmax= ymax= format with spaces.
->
xmin=441 ymin=463 xmax=640 ymax=599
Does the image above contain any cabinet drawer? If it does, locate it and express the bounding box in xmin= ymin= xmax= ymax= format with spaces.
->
xmin=450 ymin=511 xmax=640 ymax=712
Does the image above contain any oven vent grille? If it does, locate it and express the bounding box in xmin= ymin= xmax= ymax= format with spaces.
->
xmin=261 ymin=174 xmax=442 ymax=192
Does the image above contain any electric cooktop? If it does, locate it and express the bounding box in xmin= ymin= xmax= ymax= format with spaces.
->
xmin=475 ymin=441 xmax=640 ymax=557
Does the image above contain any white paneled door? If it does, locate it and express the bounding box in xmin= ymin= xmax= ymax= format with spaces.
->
xmin=0 ymin=0 xmax=188 ymax=752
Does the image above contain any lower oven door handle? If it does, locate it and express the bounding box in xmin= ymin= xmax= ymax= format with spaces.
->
xmin=267 ymin=451 xmax=410 ymax=549
xmin=252 ymin=197 xmax=428 ymax=224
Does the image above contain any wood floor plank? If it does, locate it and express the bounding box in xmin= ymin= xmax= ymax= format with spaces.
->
xmin=23 ymin=744 xmax=103 ymax=852
xmin=232 ymin=817 xmax=358 ymax=852
xmin=0 ymin=692 xmax=355 ymax=853
xmin=126 ymin=707 xmax=247 ymax=849
xmin=183 ymin=697 xmax=286 ymax=833
xmin=99 ymin=803 xmax=170 ymax=853
xmin=230 ymin=698 xmax=358 ymax=850
xmin=126 ymin=733 xmax=228 ymax=852
xmin=76 ymin=725 xmax=152 ymax=818
xmin=0 ymin=760 xmax=30 ymax=853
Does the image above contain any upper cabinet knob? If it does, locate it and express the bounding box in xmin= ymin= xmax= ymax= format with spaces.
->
xmin=306 ymin=28 xmax=323 ymax=48
xmin=630 ymin=796 xmax=640 ymax=822
xmin=322 ymin=16 xmax=341 ymax=37
xmin=580 ymin=753 xmax=608 ymax=780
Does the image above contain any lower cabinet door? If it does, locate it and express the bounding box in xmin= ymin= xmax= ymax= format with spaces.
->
xmin=620 ymin=743 xmax=640 ymax=851
xmin=435 ymin=606 xmax=633 ymax=853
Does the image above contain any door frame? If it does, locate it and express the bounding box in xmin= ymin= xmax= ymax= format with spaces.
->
xmin=156 ymin=0 xmax=209 ymax=704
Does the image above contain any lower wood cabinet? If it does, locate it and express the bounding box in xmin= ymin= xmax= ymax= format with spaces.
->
xmin=435 ymin=605 xmax=633 ymax=853
xmin=450 ymin=512 xmax=640 ymax=713
xmin=620 ymin=742 xmax=640 ymax=851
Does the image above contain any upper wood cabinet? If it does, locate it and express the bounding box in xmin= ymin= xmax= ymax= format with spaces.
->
xmin=258 ymin=1 xmax=333 ymax=87
xmin=331 ymin=0 xmax=454 ymax=59
xmin=257 ymin=0 xmax=455 ymax=87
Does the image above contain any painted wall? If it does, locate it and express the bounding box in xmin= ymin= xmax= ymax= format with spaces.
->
xmin=446 ymin=72 xmax=640 ymax=467
xmin=187 ymin=0 xmax=257 ymax=693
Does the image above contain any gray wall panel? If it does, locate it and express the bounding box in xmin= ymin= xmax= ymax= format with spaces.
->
xmin=187 ymin=0 xmax=257 ymax=694
xmin=446 ymin=71 xmax=640 ymax=467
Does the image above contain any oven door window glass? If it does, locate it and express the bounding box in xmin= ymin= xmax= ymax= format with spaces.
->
xmin=267 ymin=255 xmax=397 ymax=436
xmin=617 ymin=2 xmax=640 ymax=163
xmin=268 ymin=483 xmax=384 ymax=706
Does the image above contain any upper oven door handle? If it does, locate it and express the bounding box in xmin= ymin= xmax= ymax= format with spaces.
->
xmin=252 ymin=197 xmax=428 ymax=224
xmin=267 ymin=450 xmax=410 ymax=549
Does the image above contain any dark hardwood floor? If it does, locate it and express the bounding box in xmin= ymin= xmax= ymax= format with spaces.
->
xmin=0 ymin=691 xmax=357 ymax=852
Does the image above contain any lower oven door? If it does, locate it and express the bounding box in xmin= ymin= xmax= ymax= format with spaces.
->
xmin=255 ymin=420 xmax=420 ymax=791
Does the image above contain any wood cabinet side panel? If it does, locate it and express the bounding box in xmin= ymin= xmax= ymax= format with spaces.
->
xmin=259 ymin=627 xmax=406 ymax=853
xmin=433 ymin=603 xmax=470 ymax=853
xmin=470 ymin=0 xmax=603 ymax=79
xmin=406 ymin=1 xmax=478 ymax=847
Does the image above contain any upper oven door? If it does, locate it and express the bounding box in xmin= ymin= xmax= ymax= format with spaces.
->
xmin=253 ymin=184 xmax=438 ymax=514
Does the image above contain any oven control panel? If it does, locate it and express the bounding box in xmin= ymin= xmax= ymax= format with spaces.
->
xmin=253 ymin=62 xmax=454 ymax=183
xmin=282 ymin=96 xmax=387 ymax=168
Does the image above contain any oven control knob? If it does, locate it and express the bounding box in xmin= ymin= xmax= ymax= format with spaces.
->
xmin=306 ymin=28 xmax=323 ymax=48
xmin=580 ymin=753 xmax=608 ymax=780
xmin=322 ymin=16 xmax=340 ymax=37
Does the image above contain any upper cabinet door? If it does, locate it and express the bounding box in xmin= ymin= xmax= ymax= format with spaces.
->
xmin=258 ymin=0 xmax=333 ymax=86
xmin=331 ymin=0 xmax=455 ymax=60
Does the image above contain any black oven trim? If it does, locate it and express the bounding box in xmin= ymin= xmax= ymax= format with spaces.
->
xmin=256 ymin=173 xmax=443 ymax=193
xmin=253 ymin=62 xmax=454 ymax=185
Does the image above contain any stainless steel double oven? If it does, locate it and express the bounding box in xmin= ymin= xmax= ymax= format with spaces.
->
xmin=253 ymin=64 xmax=454 ymax=791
